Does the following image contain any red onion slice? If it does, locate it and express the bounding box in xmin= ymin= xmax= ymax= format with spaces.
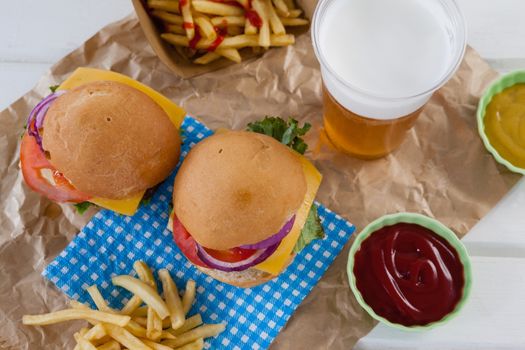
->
xmin=239 ymin=215 xmax=295 ymax=250
xmin=196 ymin=242 xmax=279 ymax=272
xmin=27 ymin=90 xmax=66 ymax=151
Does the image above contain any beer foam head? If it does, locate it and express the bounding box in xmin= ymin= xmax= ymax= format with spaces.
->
xmin=312 ymin=0 xmax=466 ymax=119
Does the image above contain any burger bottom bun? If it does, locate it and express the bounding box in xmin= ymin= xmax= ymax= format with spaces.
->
xmin=196 ymin=266 xmax=276 ymax=288
xmin=195 ymin=255 xmax=295 ymax=288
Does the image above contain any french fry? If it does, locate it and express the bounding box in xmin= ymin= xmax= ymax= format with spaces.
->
xmin=84 ymin=323 xmax=107 ymax=341
xmin=146 ymin=308 xmax=163 ymax=341
xmin=280 ymin=17 xmax=308 ymax=26
xmin=133 ymin=316 xmax=172 ymax=329
xmin=161 ymin=324 xmax=225 ymax=348
xmin=92 ymin=335 xmax=112 ymax=347
xmin=75 ymin=334 xmax=98 ymax=350
xmin=216 ymin=48 xmax=242 ymax=63
xmin=283 ymin=0 xmax=294 ymax=10
xmin=244 ymin=20 xmax=258 ymax=35
xmin=158 ymin=269 xmax=185 ymax=330
xmin=125 ymin=320 xmax=148 ymax=338
xmin=194 ymin=15 xmax=217 ymax=40
xmin=214 ymin=34 xmax=256 ymax=48
xmin=235 ymin=0 xmax=250 ymax=8
xmin=192 ymin=1 xmax=244 ymax=16
xmin=265 ymin=0 xmax=285 ymax=34
xmin=147 ymin=0 xmax=181 ymax=13
xmin=287 ymin=8 xmax=302 ymax=17
xmin=140 ymin=338 xmax=173 ymax=350
xmin=161 ymin=33 xmax=216 ymax=50
xmin=22 ymin=309 xmax=130 ymax=327
xmin=227 ymin=26 xmax=243 ymax=36
xmin=172 ymin=338 xmax=204 ymax=350
xmin=161 ymin=33 xmax=190 ymax=47
xmin=179 ymin=0 xmax=195 ymax=39
xmin=160 ymin=331 xmax=176 ymax=339
xmin=168 ymin=314 xmax=203 ymax=336
xmin=210 ymin=16 xmax=246 ymax=27
xmin=131 ymin=316 xmax=148 ymax=327
xmin=121 ymin=295 xmax=144 ymax=316
xmin=104 ymin=323 xmax=153 ymax=350
xmin=218 ymin=33 xmax=293 ymax=48
xmin=87 ymin=285 xmax=114 ymax=313
xmin=74 ymin=329 xmax=86 ymax=350
xmin=165 ymin=24 xmax=186 ymax=34
xmin=112 ymin=276 xmax=170 ymax=320
xmin=182 ymin=280 xmax=196 ymax=315
xmin=194 ymin=52 xmax=221 ymax=64
xmin=69 ymin=301 xmax=102 ymax=325
xmin=272 ymin=0 xmax=289 ymax=17
xmin=133 ymin=261 xmax=156 ymax=287
xmin=269 ymin=34 xmax=295 ymax=46
xmin=152 ymin=10 xmax=184 ymax=25
xmin=96 ymin=340 xmax=121 ymax=350
xmin=252 ymin=0 xmax=270 ymax=47
xmin=131 ymin=306 xmax=149 ymax=318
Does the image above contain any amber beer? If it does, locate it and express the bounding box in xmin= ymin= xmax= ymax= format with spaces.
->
xmin=312 ymin=0 xmax=467 ymax=159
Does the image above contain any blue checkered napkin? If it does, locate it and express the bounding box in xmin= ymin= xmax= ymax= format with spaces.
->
xmin=43 ymin=116 xmax=355 ymax=349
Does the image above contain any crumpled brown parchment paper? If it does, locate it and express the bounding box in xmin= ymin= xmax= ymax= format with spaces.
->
xmin=0 ymin=10 xmax=520 ymax=350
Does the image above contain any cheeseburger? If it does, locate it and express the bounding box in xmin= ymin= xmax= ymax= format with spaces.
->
xmin=171 ymin=127 xmax=324 ymax=287
xmin=20 ymin=68 xmax=185 ymax=215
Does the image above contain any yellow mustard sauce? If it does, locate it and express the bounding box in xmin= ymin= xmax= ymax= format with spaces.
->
xmin=484 ymin=83 xmax=525 ymax=168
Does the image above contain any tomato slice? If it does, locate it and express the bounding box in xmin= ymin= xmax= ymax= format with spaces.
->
xmin=20 ymin=133 xmax=91 ymax=203
xmin=172 ymin=214 xmax=258 ymax=267
xmin=204 ymin=246 xmax=257 ymax=263
xmin=172 ymin=214 xmax=209 ymax=268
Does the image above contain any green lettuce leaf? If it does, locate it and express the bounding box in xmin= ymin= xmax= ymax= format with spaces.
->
xmin=293 ymin=205 xmax=325 ymax=253
xmin=74 ymin=201 xmax=92 ymax=215
xmin=49 ymin=85 xmax=60 ymax=93
xmin=246 ymin=116 xmax=311 ymax=155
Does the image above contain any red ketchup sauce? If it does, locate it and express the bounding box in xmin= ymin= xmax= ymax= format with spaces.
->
xmin=245 ymin=10 xmax=262 ymax=28
xmin=353 ymin=223 xmax=465 ymax=326
xmin=189 ymin=26 xmax=202 ymax=49
xmin=208 ymin=27 xmax=227 ymax=51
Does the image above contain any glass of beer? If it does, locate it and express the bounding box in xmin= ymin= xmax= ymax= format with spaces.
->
xmin=312 ymin=0 xmax=466 ymax=159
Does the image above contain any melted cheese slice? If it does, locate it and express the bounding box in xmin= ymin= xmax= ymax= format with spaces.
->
xmin=253 ymin=155 xmax=322 ymax=275
xmin=58 ymin=68 xmax=185 ymax=216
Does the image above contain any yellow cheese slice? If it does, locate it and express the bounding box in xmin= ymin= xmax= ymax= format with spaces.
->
xmin=89 ymin=193 xmax=145 ymax=217
xmin=58 ymin=67 xmax=185 ymax=215
xmin=254 ymin=155 xmax=322 ymax=275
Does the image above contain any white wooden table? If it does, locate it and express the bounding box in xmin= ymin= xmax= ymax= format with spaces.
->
xmin=1 ymin=0 xmax=525 ymax=348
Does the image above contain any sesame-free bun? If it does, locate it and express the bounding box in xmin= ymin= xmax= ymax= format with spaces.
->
xmin=42 ymin=81 xmax=181 ymax=199
xmin=173 ymin=131 xmax=306 ymax=250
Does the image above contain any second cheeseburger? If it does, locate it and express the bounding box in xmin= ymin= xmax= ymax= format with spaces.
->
xmin=171 ymin=129 xmax=324 ymax=287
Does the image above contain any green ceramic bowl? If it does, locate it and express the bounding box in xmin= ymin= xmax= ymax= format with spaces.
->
xmin=347 ymin=213 xmax=472 ymax=331
xmin=477 ymin=70 xmax=525 ymax=175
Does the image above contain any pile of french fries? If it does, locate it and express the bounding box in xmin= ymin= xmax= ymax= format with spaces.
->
xmin=146 ymin=0 xmax=309 ymax=64
xmin=23 ymin=261 xmax=225 ymax=350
